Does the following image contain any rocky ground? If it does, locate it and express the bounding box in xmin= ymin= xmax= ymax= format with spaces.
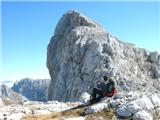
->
xmin=0 ymin=100 xmax=81 ymax=120
xmin=0 ymin=91 xmax=160 ymax=120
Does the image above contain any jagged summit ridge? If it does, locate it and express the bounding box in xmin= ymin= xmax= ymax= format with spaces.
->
xmin=47 ymin=10 xmax=160 ymax=101
xmin=54 ymin=10 xmax=104 ymax=36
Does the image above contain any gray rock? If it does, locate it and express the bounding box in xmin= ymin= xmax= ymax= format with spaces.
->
xmin=115 ymin=93 xmax=160 ymax=119
xmin=85 ymin=102 xmax=108 ymax=114
xmin=126 ymin=95 xmax=154 ymax=113
xmin=110 ymin=99 xmax=122 ymax=108
xmin=12 ymin=78 xmax=50 ymax=101
xmin=148 ymin=94 xmax=160 ymax=108
xmin=47 ymin=10 xmax=160 ymax=101
xmin=150 ymin=65 xmax=160 ymax=79
xmin=133 ymin=110 xmax=153 ymax=120
xmin=148 ymin=51 xmax=160 ymax=64
xmin=79 ymin=92 xmax=91 ymax=104
xmin=116 ymin=105 xmax=132 ymax=118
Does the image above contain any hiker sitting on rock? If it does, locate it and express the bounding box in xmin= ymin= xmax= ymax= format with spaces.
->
xmin=90 ymin=76 xmax=117 ymax=103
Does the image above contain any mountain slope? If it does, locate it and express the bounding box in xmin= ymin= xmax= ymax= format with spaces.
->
xmin=0 ymin=84 xmax=27 ymax=105
xmin=12 ymin=78 xmax=50 ymax=101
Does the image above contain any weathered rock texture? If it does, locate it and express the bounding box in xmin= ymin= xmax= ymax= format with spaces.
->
xmin=47 ymin=10 xmax=160 ymax=101
xmin=12 ymin=78 xmax=50 ymax=101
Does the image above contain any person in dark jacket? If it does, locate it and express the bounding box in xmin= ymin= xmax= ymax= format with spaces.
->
xmin=90 ymin=76 xmax=117 ymax=103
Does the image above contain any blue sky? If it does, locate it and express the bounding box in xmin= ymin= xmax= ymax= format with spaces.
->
xmin=1 ymin=1 xmax=160 ymax=81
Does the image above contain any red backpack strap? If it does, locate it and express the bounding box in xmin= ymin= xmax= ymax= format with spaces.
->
xmin=106 ymin=88 xmax=117 ymax=97
xmin=114 ymin=88 xmax=117 ymax=94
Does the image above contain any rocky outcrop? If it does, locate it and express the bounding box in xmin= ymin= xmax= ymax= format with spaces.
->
xmin=47 ymin=10 xmax=160 ymax=101
xmin=81 ymin=91 xmax=160 ymax=120
xmin=12 ymin=78 xmax=50 ymax=101
xmin=79 ymin=92 xmax=91 ymax=103
xmin=107 ymin=91 xmax=160 ymax=119
xmin=0 ymin=84 xmax=27 ymax=105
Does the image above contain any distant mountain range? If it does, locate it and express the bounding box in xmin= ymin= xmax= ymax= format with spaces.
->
xmin=11 ymin=78 xmax=50 ymax=101
xmin=0 ymin=80 xmax=14 ymax=88
xmin=0 ymin=84 xmax=27 ymax=105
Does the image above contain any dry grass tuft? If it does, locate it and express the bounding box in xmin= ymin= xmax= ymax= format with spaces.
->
xmin=22 ymin=104 xmax=87 ymax=120
xmin=23 ymin=104 xmax=125 ymax=120
xmin=22 ymin=112 xmax=61 ymax=120
xmin=2 ymin=99 xmax=15 ymax=105
xmin=85 ymin=109 xmax=115 ymax=120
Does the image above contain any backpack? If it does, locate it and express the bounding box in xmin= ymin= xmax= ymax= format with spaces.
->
xmin=106 ymin=79 xmax=117 ymax=97
xmin=107 ymin=82 xmax=114 ymax=93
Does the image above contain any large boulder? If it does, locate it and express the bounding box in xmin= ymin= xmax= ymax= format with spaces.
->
xmin=116 ymin=105 xmax=132 ymax=118
xmin=133 ymin=110 xmax=153 ymax=120
xmin=115 ymin=93 xmax=160 ymax=119
xmin=125 ymin=95 xmax=154 ymax=113
xmin=79 ymin=92 xmax=91 ymax=103
xmin=148 ymin=51 xmax=160 ymax=64
xmin=85 ymin=102 xmax=108 ymax=114
xmin=47 ymin=10 xmax=160 ymax=101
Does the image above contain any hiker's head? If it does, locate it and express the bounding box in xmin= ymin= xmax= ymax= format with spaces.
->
xmin=103 ymin=76 xmax=108 ymax=81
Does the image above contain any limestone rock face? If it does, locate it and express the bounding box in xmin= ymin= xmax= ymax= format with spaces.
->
xmin=47 ymin=10 xmax=160 ymax=101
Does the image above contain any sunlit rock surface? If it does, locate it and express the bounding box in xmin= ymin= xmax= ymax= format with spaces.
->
xmin=47 ymin=10 xmax=160 ymax=101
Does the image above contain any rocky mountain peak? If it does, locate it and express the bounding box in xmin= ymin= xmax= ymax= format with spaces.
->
xmin=47 ymin=10 xmax=160 ymax=101
xmin=54 ymin=10 xmax=103 ymax=36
